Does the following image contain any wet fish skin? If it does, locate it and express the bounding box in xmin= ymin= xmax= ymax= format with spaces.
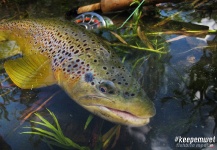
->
xmin=0 ymin=19 xmax=155 ymax=126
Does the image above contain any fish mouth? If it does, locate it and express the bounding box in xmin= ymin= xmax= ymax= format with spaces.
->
xmin=79 ymin=95 xmax=151 ymax=126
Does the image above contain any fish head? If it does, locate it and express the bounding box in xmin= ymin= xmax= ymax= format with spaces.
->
xmin=53 ymin=28 xmax=155 ymax=126
xmin=59 ymin=54 xmax=155 ymax=127
xmin=82 ymin=84 xmax=155 ymax=127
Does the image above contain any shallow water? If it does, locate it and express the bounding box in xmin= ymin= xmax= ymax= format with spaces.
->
xmin=0 ymin=1 xmax=217 ymax=150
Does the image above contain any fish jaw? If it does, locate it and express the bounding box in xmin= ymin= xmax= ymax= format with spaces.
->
xmin=78 ymin=95 xmax=155 ymax=127
xmin=84 ymin=105 xmax=151 ymax=126
xmin=59 ymin=74 xmax=155 ymax=127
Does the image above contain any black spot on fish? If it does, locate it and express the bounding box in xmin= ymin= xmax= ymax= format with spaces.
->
xmin=73 ymin=64 xmax=78 ymax=68
xmin=74 ymin=50 xmax=79 ymax=54
xmin=60 ymin=58 xmax=64 ymax=63
xmin=85 ymin=73 xmax=93 ymax=82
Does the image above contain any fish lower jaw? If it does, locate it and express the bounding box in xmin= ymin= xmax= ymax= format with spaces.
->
xmin=85 ymin=105 xmax=150 ymax=127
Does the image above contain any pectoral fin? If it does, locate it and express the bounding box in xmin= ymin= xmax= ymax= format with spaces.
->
xmin=4 ymin=54 xmax=57 ymax=89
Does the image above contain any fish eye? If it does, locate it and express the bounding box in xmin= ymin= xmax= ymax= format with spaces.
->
xmin=98 ymin=81 xmax=116 ymax=94
xmin=100 ymin=86 xmax=107 ymax=93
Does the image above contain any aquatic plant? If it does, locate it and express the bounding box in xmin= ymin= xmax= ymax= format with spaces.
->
xmin=119 ymin=0 xmax=145 ymax=29
xmin=22 ymin=109 xmax=121 ymax=150
xmin=22 ymin=109 xmax=90 ymax=150
xmin=114 ymin=0 xmax=167 ymax=55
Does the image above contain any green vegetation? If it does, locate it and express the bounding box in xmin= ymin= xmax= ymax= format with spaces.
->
xmin=22 ymin=109 xmax=90 ymax=150
xmin=22 ymin=109 xmax=121 ymax=150
xmin=1 ymin=0 xmax=215 ymax=149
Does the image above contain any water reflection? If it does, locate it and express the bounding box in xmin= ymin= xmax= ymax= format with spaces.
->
xmin=0 ymin=27 xmax=216 ymax=150
xmin=0 ymin=1 xmax=217 ymax=149
xmin=0 ymin=134 xmax=11 ymax=150
xmin=147 ymin=19 xmax=217 ymax=149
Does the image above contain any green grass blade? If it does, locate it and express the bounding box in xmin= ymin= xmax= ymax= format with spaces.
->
xmin=30 ymin=120 xmax=52 ymax=127
xmin=22 ymin=109 xmax=90 ymax=150
xmin=22 ymin=127 xmax=65 ymax=144
xmin=118 ymin=0 xmax=145 ymax=29
xmin=34 ymin=112 xmax=57 ymax=131
xmin=33 ymin=112 xmax=67 ymax=143
xmin=21 ymin=131 xmax=58 ymax=142
xmin=29 ymin=127 xmax=58 ymax=139
xmin=84 ymin=114 xmax=94 ymax=130
xmin=47 ymin=109 xmax=64 ymax=137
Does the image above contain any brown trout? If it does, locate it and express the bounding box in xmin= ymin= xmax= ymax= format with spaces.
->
xmin=0 ymin=19 xmax=155 ymax=126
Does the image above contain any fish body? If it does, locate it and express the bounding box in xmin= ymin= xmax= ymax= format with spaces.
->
xmin=0 ymin=19 xmax=155 ymax=126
